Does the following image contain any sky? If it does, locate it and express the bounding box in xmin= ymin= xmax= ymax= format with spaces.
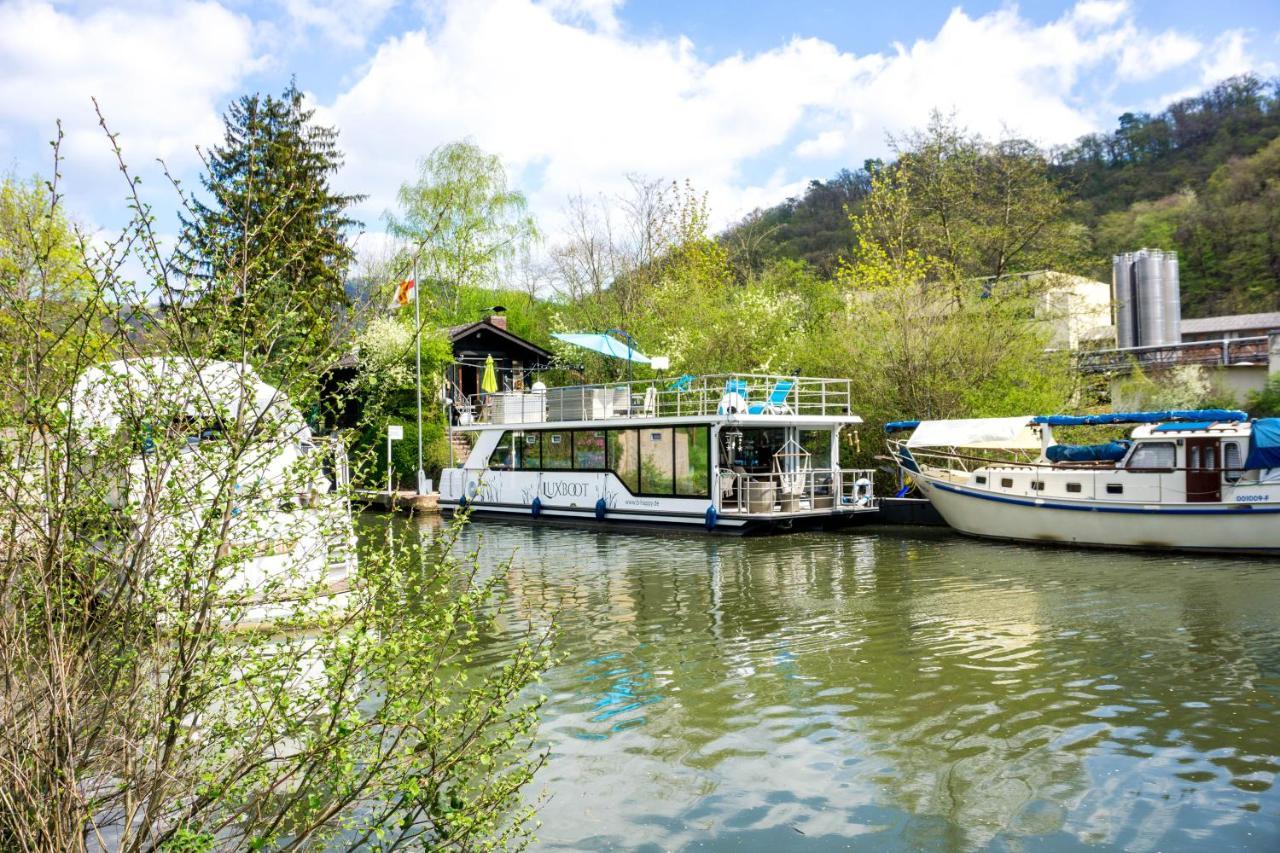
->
xmin=2 ymin=0 xmax=1279 ymax=257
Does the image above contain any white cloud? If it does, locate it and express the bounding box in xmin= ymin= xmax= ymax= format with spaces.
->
xmin=326 ymin=0 xmax=1189 ymax=231
xmin=1118 ymin=29 xmax=1201 ymax=81
xmin=0 ymin=0 xmax=261 ymax=181
xmin=1199 ymin=29 xmax=1275 ymax=84
xmin=280 ymin=0 xmax=399 ymax=49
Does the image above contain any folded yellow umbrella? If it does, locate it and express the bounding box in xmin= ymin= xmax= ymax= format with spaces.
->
xmin=481 ymin=355 xmax=498 ymax=393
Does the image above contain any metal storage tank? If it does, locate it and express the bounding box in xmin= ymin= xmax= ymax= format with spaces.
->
xmin=1112 ymin=255 xmax=1135 ymax=349
xmin=1161 ymin=251 xmax=1182 ymax=344
xmin=1135 ymin=251 xmax=1167 ymax=347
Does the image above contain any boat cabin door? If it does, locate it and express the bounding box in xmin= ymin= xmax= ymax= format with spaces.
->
xmin=1185 ymin=437 xmax=1221 ymax=503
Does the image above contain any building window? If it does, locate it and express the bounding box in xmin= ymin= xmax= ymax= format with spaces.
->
xmin=1126 ymin=442 xmax=1175 ymax=471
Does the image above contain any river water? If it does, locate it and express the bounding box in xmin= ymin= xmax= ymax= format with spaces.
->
xmin=382 ymin=516 xmax=1280 ymax=851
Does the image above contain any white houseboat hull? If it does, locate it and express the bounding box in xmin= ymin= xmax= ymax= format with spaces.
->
xmin=915 ymin=472 xmax=1280 ymax=555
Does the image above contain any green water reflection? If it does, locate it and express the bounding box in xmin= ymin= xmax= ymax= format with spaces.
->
xmin=372 ymin=516 xmax=1280 ymax=851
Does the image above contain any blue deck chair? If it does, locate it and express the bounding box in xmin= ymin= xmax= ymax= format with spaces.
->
xmin=668 ymin=374 xmax=696 ymax=391
xmin=747 ymin=378 xmax=795 ymax=415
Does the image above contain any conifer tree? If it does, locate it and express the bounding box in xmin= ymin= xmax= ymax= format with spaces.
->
xmin=180 ymin=79 xmax=362 ymax=368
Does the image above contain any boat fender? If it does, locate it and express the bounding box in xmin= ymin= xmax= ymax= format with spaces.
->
xmin=595 ymin=497 xmax=607 ymax=520
xmin=531 ymin=497 xmax=542 ymax=518
xmin=705 ymin=505 xmax=718 ymax=530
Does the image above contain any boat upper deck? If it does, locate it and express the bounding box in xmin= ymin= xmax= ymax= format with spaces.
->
xmin=454 ymin=373 xmax=856 ymax=428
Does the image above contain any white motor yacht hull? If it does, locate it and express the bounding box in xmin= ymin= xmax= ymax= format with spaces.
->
xmin=915 ymin=472 xmax=1280 ymax=555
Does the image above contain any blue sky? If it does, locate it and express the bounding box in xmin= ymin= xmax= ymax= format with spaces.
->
xmin=2 ymin=0 xmax=1278 ymax=255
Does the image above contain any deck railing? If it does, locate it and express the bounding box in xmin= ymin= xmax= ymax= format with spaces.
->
xmin=1071 ymin=336 xmax=1270 ymax=375
xmin=459 ymin=374 xmax=854 ymax=425
xmin=717 ymin=467 xmax=875 ymax=515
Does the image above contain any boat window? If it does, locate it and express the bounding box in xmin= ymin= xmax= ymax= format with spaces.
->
xmin=606 ymin=429 xmax=641 ymax=492
xmin=1224 ymin=441 xmax=1243 ymax=483
xmin=1031 ymin=480 xmax=1045 ymax=491
xmin=520 ymin=432 xmax=541 ymax=468
xmin=489 ymin=432 xmax=516 ymax=470
xmin=543 ymin=431 xmax=572 ymax=469
xmin=1001 ymin=477 xmax=1013 ymax=488
xmin=574 ymin=430 xmax=607 ymax=470
xmin=1126 ymin=441 xmax=1175 ymax=471
xmin=1066 ymin=482 xmax=1082 ymax=493
xmin=1106 ymin=483 xmax=1123 ymax=495
xmin=641 ymin=428 xmax=674 ymax=494
xmin=975 ymin=475 xmax=987 ymax=484
xmin=675 ymin=426 xmax=709 ymax=496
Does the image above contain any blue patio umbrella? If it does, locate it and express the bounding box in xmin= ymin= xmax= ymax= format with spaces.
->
xmin=551 ymin=332 xmax=652 ymax=365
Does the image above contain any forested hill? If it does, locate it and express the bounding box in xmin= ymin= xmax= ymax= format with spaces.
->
xmin=724 ymin=75 xmax=1280 ymax=316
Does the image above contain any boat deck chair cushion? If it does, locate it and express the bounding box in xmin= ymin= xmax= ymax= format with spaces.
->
xmin=718 ymin=378 xmax=749 ymax=414
xmin=747 ymin=379 xmax=795 ymax=415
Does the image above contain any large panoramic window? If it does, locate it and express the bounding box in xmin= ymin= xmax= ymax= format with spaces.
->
xmin=606 ymin=429 xmax=641 ymax=492
xmin=575 ymin=430 xmax=607 ymax=469
xmin=800 ymin=429 xmax=832 ymax=468
xmin=519 ymin=431 xmax=540 ymax=469
xmin=641 ymin=428 xmax=674 ymax=494
xmin=489 ymin=432 xmax=516 ymax=469
xmin=1127 ymin=441 xmax=1175 ymax=470
xmin=543 ymin=430 xmax=572 ymax=469
xmin=675 ymin=425 xmax=709 ymax=496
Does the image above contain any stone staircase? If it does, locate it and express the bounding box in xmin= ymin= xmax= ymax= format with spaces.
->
xmin=448 ymin=433 xmax=474 ymax=465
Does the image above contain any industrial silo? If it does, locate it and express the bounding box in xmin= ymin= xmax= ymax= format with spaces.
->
xmin=1161 ymin=251 xmax=1182 ymax=344
xmin=1112 ymin=254 xmax=1135 ymax=349
xmin=1136 ymin=250 xmax=1167 ymax=347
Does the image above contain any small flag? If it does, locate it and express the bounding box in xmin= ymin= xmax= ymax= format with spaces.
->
xmin=390 ymin=278 xmax=415 ymax=309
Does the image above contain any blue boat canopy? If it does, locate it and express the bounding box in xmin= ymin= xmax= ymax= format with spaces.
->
xmin=1032 ymin=409 xmax=1247 ymax=427
xmin=884 ymin=420 xmax=921 ymax=433
xmin=1046 ymin=440 xmax=1130 ymax=463
xmin=1245 ymin=418 xmax=1280 ymax=469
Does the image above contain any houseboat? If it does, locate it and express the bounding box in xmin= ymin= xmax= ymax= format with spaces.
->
xmin=888 ymin=410 xmax=1280 ymax=554
xmin=439 ymin=374 xmax=877 ymax=533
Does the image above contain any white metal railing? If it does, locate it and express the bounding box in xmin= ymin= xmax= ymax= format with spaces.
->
xmin=1071 ymin=335 xmax=1271 ymax=375
xmin=717 ymin=467 xmax=875 ymax=515
xmin=462 ymin=374 xmax=854 ymax=425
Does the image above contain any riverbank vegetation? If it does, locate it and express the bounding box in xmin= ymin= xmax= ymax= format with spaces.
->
xmin=0 ymin=99 xmax=551 ymax=849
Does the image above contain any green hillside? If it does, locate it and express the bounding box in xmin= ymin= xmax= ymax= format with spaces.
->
xmin=723 ymin=75 xmax=1280 ymax=317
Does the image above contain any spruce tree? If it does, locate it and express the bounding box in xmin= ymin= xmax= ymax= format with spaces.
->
xmin=179 ymin=80 xmax=362 ymax=368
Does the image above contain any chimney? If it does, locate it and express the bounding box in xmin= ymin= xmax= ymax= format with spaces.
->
xmin=488 ymin=314 xmax=507 ymax=330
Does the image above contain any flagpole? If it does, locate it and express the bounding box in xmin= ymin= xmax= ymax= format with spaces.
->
xmin=414 ymin=259 xmax=426 ymax=495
